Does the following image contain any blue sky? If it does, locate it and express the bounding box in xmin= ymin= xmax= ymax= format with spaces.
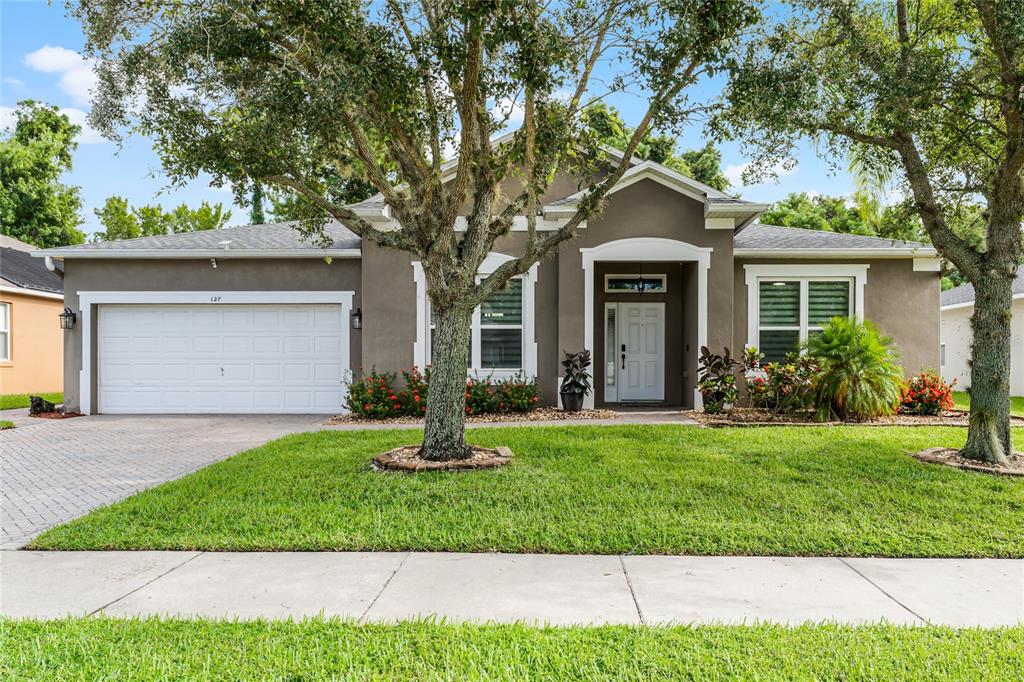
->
xmin=1 ymin=0 xmax=858 ymax=238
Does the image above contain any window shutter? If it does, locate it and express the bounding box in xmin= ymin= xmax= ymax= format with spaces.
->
xmin=758 ymin=281 xmax=800 ymax=325
xmin=808 ymin=281 xmax=851 ymax=326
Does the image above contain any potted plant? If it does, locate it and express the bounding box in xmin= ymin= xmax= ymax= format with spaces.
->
xmin=559 ymin=350 xmax=592 ymax=412
xmin=697 ymin=346 xmax=739 ymax=414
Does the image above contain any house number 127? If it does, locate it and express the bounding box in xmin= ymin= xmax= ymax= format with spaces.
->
xmin=209 ymin=296 xmax=222 ymax=302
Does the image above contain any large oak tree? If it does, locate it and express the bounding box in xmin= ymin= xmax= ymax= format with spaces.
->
xmin=717 ymin=0 xmax=1023 ymax=464
xmin=74 ymin=0 xmax=757 ymax=460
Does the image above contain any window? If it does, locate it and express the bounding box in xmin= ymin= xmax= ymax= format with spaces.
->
xmin=604 ymin=274 xmax=666 ymax=294
xmin=0 ymin=303 xmax=8 ymax=361
xmin=940 ymin=343 xmax=946 ymax=366
xmin=757 ymin=278 xmax=852 ymax=362
xmin=428 ymin=278 xmax=524 ymax=372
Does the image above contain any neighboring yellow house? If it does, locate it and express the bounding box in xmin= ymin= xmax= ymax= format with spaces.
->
xmin=0 ymin=235 xmax=64 ymax=394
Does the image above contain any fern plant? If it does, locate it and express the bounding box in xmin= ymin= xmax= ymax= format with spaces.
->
xmin=804 ymin=317 xmax=903 ymax=422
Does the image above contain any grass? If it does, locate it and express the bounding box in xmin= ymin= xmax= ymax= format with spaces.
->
xmin=952 ymin=391 xmax=1024 ymax=417
xmin=2 ymin=619 xmax=1022 ymax=680
xmin=0 ymin=420 xmax=13 ymax=430
xmin=0 ymin=392 xmax=62 ymax=410
xmin=31 ymin=425 xmax=1024 ymax=557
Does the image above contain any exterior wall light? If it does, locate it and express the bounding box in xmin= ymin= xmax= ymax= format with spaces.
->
xmin=352 ymin=307 xmax=362 ymax=330
xmin=59 ymin=307 xmax=76 ymax=329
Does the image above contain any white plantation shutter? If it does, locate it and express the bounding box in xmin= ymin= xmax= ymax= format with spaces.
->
xmin=757 ymin=278 xmax=853 ymax=361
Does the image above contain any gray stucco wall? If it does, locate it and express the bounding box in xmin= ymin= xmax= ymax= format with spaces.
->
xmin=733 ymin=258 xmax=941 ymax=374
xmin=60 ymin=257 xmax=361 ymax=413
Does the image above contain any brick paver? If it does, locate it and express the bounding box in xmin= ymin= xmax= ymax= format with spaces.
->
xmin=0 ymin=415 xmax=323 ymax=548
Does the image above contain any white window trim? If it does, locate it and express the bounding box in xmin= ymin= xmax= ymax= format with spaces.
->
xmin=0 ymin=302 xmax=10 ymax=362
xmin=412 ymin=254 xmax=538 ymax=379
xmin=603 ymin=273 xmax=667 ymax=294
xmin=75 ymin=290 xmax=354 ymax=415
xmin=582 ymin=237 xmax=713 ymax=410
xmin=744 ymin=264 xmax=868 ymax=357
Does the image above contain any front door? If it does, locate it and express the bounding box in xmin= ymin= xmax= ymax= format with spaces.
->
xmin=618 ymin=302 xmax=665 ymax=401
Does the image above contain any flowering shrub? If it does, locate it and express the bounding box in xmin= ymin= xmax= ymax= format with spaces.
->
xmin=398 ymin=366 xmax=430 ymax=416
xmin=496 ymin=374 xmax=542 ymax=412
xmin=900 ymin=370 xmax=955 ymax=415
xmin=345 ymin=368 xmax=401 ymax=418
xmin=346 ymin=367 xmax=541 ymax=418
xmin=465 ymin=375 xmax=497 ymax=415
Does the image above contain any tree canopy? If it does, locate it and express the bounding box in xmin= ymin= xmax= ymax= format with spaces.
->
xmin=73 ymin=0 xmax=759 ymax=460
xmin=583 ymin=103 xmax=730 ymax=190
xmin=93 ymin=196 xmax=232 ymax=241
xmin=760 ymin=191 xmax=921 ymax=240
xmin=0 ymin=100 xmax=85 ymax=248
xmin=717 ymin=0 xmax=1024 ymax=464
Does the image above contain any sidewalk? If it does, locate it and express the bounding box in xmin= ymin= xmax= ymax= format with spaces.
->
xmin=3 ymin=550 xmax=1020 ymax=626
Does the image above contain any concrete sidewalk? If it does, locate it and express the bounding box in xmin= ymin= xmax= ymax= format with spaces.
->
xmin=2 ymin=551 xmax=1021 ymax=626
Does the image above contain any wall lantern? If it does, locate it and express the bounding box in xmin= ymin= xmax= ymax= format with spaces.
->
xmin=59 ymin=307 xmax=76 ymax=330
xmin=352 ymin=307 xmax=362 ymax=330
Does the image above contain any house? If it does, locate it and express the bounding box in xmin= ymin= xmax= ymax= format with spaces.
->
xmin=34 ymin=154 xmax=941 ymax=415
xmin=1 ymin=235 xmax=65 ymax=394
xmin=940 ymin=265 xmax=1024 ymax=395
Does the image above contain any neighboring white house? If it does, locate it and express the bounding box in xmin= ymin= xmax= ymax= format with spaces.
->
xmin=940 ymin=265 xmax=1024 ymax=395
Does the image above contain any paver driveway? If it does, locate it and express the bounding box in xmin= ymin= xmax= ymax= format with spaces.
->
xmin=0 ymin=414 xmax=324 ymax=549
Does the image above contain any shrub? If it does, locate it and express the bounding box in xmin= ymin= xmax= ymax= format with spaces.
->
xmin=496 ymin=373 xmax=541 ymax=412
xmin=398 ymin=366 xmax=430 ymax=416
xmin=465 ymin=375 xmax=498 ymax=416
xmin=345 ymin=369 xmax=402 ymax=418
xmin=805 ymin=317 xmax=904 ymax=422
xmin=762 ymin=353 xmax=820 ymax=414
xmin=900 ymin=370 xmax=955 ymax=415
xmin=698 ymin=346 xmax=739 ymax=414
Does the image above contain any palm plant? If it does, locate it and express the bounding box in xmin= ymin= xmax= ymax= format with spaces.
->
xmin=805 ymin=317 xmax=903 ymax=422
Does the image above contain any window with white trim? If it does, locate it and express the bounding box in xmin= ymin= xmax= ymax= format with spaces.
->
xmin=428 ymin=277 xmax=524 ymax=373
xmin=757 ymin=278 xmax=853 ymax=362
xmin=0 ymin=302 xmax=9 ymax=361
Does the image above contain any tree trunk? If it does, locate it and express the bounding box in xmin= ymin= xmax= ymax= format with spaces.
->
xmin=419 ymin=306 xmax=474 ymax=461
xmin=962 ymin=271 xmax=1014 ymax=465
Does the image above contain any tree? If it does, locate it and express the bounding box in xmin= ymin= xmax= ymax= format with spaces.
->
xmin=0 ymin=100 xmax=85 ymax=248
xmin=76 ymin=0 xmax=758 ymax=461
xmin=94 ymin=197 xmax=231 ymax=241
xmin=269 ymin=169 xmax=376 ymax=223
xmin=718 ymin=0 xmax=1024 ymax=464
xmin=584 ymin=103 xmax=731 ymax=189
xmin=249 ymin=182 xmax=265 ymax=225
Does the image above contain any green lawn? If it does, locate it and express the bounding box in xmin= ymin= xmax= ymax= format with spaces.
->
xmin=2 ymin=619 xmax=1022 ymax=680
xmin=31 ymin=425 xmax=1024 ymax=557
xmin=952 ymin=391 xmax=1024 ymax=417
xmin=0 ymin=420 xmax=13 ymax=430
xmin=0 ymin=392 xmax=62 ymax=410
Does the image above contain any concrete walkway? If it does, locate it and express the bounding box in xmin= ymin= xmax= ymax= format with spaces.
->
xmin=2 ymin=551 xmax=1020 ymax=626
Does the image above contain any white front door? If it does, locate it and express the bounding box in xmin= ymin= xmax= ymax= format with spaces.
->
xmin=618 ymin=302 xmax=665 ymax=401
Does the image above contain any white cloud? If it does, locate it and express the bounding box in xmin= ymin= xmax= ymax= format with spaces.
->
xmin=724 ymin=161 xmax=797 ymax=187
xmin=24 ymin=45 xmax=98 ymax=106
xmin=3 ymin=77 xmax=24 ymax=88
xmin=0 ymin=103 xmax=105 ymax=144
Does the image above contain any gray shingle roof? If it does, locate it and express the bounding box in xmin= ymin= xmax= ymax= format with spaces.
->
xmin=734 ymin=223 xmax=931 ymax=251
xmin=1 ymin=247 xmax=64 ymax=294
xmin=941 ymin=265 xmax=1024 ymax=307
xmin=39 ymin=221 xmax=361 ymax=255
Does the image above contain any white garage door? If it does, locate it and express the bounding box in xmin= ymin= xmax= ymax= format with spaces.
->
xmin=98 ymin=304 xmax=347 ymax=414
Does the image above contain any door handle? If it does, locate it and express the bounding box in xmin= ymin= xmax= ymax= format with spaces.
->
xmin=621 ymin=344 xmax=626 ymax=370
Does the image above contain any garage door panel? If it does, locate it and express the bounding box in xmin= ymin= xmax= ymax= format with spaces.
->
xmin=98 ymin=304 xmax=347 ymax=414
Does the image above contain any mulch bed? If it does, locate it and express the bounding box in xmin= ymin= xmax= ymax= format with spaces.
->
xmin=373 ymin=444 xmax=513 ymax=472
xmin=30 ymin=411 xmax=83 ymax=420
xmin=328 ymin=406 xmax=619 ymax=426
xmin=913 ymin=447 xmax=1024 ymax=477
xmin=683 ymin=407 xmax=1024 ymax=428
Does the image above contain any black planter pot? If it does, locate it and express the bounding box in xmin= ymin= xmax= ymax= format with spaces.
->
xmin=560 ymin=392 xmax=585 ymax=412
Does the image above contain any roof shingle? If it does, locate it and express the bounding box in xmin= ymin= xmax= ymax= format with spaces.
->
xmin=1 ymin=247 xmax=64 ymax=294
xmin=735 ymin=223 xmax=931 ymax=251
xmin=941 ymin=265 xmax=1024 ymax=307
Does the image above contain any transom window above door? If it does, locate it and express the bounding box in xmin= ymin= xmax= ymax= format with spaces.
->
xmin=604 ymin=274 xmax=667 ymax=294
xmin=756 ymin=278 xmax=853 ymax=362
